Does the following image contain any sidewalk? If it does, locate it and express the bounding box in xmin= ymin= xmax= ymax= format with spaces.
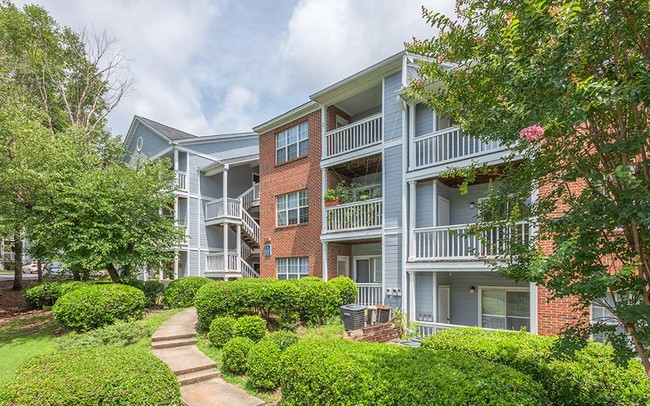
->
xmin=152 ymin=308 xmax=265 ymax=406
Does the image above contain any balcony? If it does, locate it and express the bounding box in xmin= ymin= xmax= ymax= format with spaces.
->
xmin=205 ymin=198 xmax=241 ymax=222
xmin=411 ymin=127 xmax=504 ymax=170
xmin=356 ymin=283 xmax=383 ymax=306
xmin=412 ymin=222 xmax=531 ymax=261
xmin=324 ymin=113 xmax=382 ymax=159
xmin=325 ymin=199 xmax=382 ymax=233
xmin=176 ymin=171 xmax=187 ymax=192
xmin=207 ymin=252 xmax=238 ymax=272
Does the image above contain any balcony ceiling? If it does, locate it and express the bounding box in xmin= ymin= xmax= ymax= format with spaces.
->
xmin=329 ymin=154 xmax=382 ymax=178
xmin=336 ymin=85 xmax=382 ymax=117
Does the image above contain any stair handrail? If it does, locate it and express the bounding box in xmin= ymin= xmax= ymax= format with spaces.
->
xmin=240 ymin=258 xmax=260 ymax=278
xmin=240 ymin=241 xmax=253 ymax=260
xmin=238 ymin=183 xmax=260 ymax=211
xmin=240 ymin=209 xmax=260 ymax=245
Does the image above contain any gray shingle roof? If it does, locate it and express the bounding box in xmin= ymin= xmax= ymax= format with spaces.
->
xmin=136 ymin=116 xmax=197 ymax=141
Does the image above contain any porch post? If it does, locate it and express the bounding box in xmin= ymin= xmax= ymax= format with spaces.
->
xmin=321 ymin=167 xmax=327 ymax=233
xmin=223 ymin=165 xmax=229 ymax=271
xmin=408 ymin=271 xmax=416 ymax=322
xmin=408 ymin=181 xmax=416 ymax=259
xmin=322 ymin=241 xmax=328 ymax=281
xmin=530 ymin=282 xmax=538 ymax=334
xmin=408 ymin=102 xmax=415 ymax=170
xmin=432 ymin=272 xmax=438 ymax=322
xmin=173 ymin=252 xmax=179 ymax=279
xmin=236 ymin=225 xmax=241 ymax=272
xmin=432 ymin=180 xmax=438 ymax=227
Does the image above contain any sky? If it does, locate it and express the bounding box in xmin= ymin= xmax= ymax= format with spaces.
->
xmin=15 ymin=0 xmax=456 ymax=138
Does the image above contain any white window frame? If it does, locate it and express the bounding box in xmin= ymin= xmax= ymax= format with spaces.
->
xmin=478 ymin=286 xmax=530 ymax=330
xmin=353 ymin=256 xmax=382 ymax=284
xmin=276 ymin=190 xmax=309 ymax=227
xmin=276 ymin=122 xmax=308 ymax=164
xmin=276 ymin=257 xmax=309 ymax=280
xmin=336 ymin=256 xmax=349 ymax=277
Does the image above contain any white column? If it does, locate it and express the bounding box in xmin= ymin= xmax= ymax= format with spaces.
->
xmin=236 ymin=225 xmax=241 ymax=272
xmin=322 ymin=241 xmax=328 ymax=281
xmin=321 ymin=168 xmax=327 ymax=233
xmin=408 ymin=181 xmax=416 ymax=259
xmin=432 ymin=272 xmax=438 ymax=322
xmin=408 ymin=271 xmax=416 ymax=322
xmin=321 ymin=104 xmax=327 ymax=157
xmin=173 ymin=252 xmax=179 ymax=279
xmin=408 ymin=102 xmax=415 ymax=170
xmin=223 ymin=165 xmax=229 ymax=271
xmin=530 ymin=282 xmax=538 ymax=334
xmin=432 ymin=180 xmax=438 ymax=227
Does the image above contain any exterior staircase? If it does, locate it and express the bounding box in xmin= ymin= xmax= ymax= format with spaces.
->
xmin=346 ymin=321 xmax=401 ymax=343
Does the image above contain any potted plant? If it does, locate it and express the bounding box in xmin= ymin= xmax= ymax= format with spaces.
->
xmin=324 ymin=188 xmax=342 ymax=207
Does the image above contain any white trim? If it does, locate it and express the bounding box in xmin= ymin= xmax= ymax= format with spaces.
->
xmin=529 ymin=282 xmax=538 ymax=334
xmin=336 ymin=255 xmax=350 ymax=278
xmin=352 ymin=255 xmax=382 ymax=284
xmin=400 ymin=94 xmax=408 ymax=314
xmin=254 ymin=101 xmax=319 ymax=134
xmin=322 ymin=242 xmax=328 ymax=281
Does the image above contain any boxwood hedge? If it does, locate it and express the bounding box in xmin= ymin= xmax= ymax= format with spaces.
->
xmin=163 ymin=276 xmax=213 ymax=308
xmin=328 ymin=276 xmax=358 ymax=305
xmin=52 ymin=284 xmax=145 ymax=332
xmin=208 ymin=316 xmax=236 ymax=348
xmin=0 ymin=346 xmax=181 ymax=405
xmin=194 ymin=277 xmax=349 ymax=331
xmin=233 ymin=315 xmax=267 ymax=342
xmin=24 ymin=281 xmax=91 ymax=309
xmin=280 ymin=339 xmax=549 ymax=405
xmin=222 ymin=337 xmax=255 ymax=374
xmin=421 ymin=328 xmax=650 ymax=406
xmin=247 ymin=339 xmax=282 ymax=390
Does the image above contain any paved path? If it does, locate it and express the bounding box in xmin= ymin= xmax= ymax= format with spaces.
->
xmin=152 ymin=308 xmax=265 ymax=406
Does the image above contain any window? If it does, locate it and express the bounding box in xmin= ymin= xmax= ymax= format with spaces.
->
xmin=276 ymin=190 xmax=308 ymax=226
xmin=591 ymin=296 xmax=627 ymax=343
xmin=480 ymin=288 xmax=529 ymax=331
xmin=276 ymin=122 xmax=308 ymax=164
xmin=354 ymin=257 xmax=382 ymax=283
xmin=276 ymin=257 xmax=309 ymax=280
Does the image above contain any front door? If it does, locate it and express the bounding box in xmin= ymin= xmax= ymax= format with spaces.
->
xmin=438 ymin=285 xmax=450 ymax=323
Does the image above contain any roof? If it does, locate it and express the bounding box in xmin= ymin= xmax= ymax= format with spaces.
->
xmin=253 ymin=101 xmax=319 ymax=135
xmin=135 ymin=116 xmax=196 ymax=141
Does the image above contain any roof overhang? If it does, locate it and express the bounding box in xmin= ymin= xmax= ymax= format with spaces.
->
xmin=253 ymin=101 xmax=319 ymax=135
xmin=200 ymin=154 xmax=259 ymax=176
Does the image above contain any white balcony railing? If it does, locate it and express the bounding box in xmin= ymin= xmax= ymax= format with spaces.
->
xmin=412 ymin=222 xmax=531 ymax=261
xmin=177 ymin=171 xmax=188 ymax=191
xmin=325 ymin=113 xmax=382 ymax=158
xmin=241 ymin=209 xmax=260 ymax=245
xmin=205 ymin=198 xmax=241 ymax=222
xmin=240 ymin=259 xmax=260 ymax=278
xmin=412 ymin=127 xmax=503 ymax=170
xmin=207 ymin=252 xmax=238 ymax=272
xmin=325 ymin=199 xmax=382 ymax=233
xmin=239 ymin=183 xmax=260 ymax=210
xmin=356 ymin=283 xmax=383 ymax=306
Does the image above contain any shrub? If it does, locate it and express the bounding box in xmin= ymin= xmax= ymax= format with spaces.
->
xmin=280 ymin=339 xmax=548 ymax=405
xmin=164 ymin=276 xmax=212 ymax=308
xmin=1 ymin=346 xmax=181 ymax=405
xmin=297 ymin=278 xmax=339 ymax=325
xmin=52 ymin=284 xmax=145 ymax=332
xmin=247 ymin=339 xmax=282 ymax=390
xmin=421 ymin=328 xmax=650 ymax=406
xmin=24 ymin=281 xmax=89 ymax=309
xmin=222 ymin=337 xmax=254 ymax=374
xmin=208 ymin=317 xmax=236 ymax=348
xmin=56 ymin=320 xmax=149 ymax=350
xmin=233 ymin=315 xmax=267 ymax=342
xmin=120 ymin=278 xmax=165 ymax=307
xmin=265 ymin=330 xmax=298 ymax=351
xmin=328 ymin=276 xmax=357 ymax=305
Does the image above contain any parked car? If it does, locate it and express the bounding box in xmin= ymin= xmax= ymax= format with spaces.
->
xmin=22 ymin=262 xmax=40 ymax=274
xmin=46 ymin=262 xmax=66 ymax=275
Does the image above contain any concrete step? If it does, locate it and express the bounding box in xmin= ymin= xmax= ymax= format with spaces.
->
xmin=151 ymin=337 xmax=197 ymax=349
xmin=178 ymin=369 xmax=221 ymax=386
xmin=152 ymin=332 xmax=196 ymax=342
xmin=174 ymin=362 xmax=218 ymax=377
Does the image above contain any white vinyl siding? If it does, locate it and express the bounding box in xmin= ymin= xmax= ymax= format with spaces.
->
xmin=276 ymin=122 xmax=308 ymax=164
xmin=276 ymin=190 xmax=308 ymax=226
xmin=479 ymin=287 xmax=530 ymax=331
xmin=276 ymin=257 xmax=309 ymax=280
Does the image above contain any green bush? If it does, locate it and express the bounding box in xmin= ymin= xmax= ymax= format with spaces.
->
xmin=56 ymin=320 xmax=149 ymax=350
xmin=265 ymin=330 xmax=298 ymax=351
xmin=421 ymin=328 xmax=650 ymax=406
xmin=233 ymin=315 xmax=267 ymax=342
xmin=247 ymin=339 xmax=282 ymax=390
xmin=1 ymin=346 xmax=181 ymax=405
xmin=52 ymin=284 xmax=145 ymax=332
xmin=222 ymin=337 xmax=254 ymax=374
xmin=297 ymin=278 xmax=339 ymax=325
xmin=120 ymin=278 xmax=165 ymax=307
xmin=164 ymin=276 xmax=212 ymax=308
xmin=328 ymin=276 xmax=357 ymax=305
xmin=208 ymin=317 xmax=236 ymax=348
xmin=280 ymin=339 xmax=548 ymax=405
xmin=24 ymin=281 xmax=90 ymax=309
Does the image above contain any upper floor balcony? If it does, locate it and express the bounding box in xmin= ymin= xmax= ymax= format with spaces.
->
xmin=410 ymin=127 xmax=505 ymax=172
xmin=325 ymin=199 xmax=383 ymax=233
xmin=176 ymin=171 xmax=188 ymax=192
xmin=324 ymin=113 xmax=382 ymax=160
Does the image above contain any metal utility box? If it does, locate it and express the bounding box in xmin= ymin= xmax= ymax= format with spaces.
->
xmin=376 ymin=304 xmax=391 ymax=323
xmin=340 ymin=304 xmax=366 ymax=330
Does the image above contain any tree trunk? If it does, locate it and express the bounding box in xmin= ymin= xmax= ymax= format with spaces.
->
xmin=11 ymin=238 xmax=23 ymax=291
xmin=37 ymin=258 xmax=43 ymax=283
xmin=106 ymin=264 xmax=120 ymax=283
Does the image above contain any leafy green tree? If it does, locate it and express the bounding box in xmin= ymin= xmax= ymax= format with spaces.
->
xmin=408 ymin=0 xmax=650 ymax=374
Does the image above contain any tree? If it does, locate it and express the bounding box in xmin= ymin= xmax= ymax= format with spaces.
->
xmin=407 ymin=0 xmax=650 ymax=374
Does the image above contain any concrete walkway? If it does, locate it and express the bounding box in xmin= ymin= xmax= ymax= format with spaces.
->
xmin=152 ymin=308 xmax=265 ymax=406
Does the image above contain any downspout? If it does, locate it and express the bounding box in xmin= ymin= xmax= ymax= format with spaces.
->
xmin=398 ymin=95 xmax=409 ymax=315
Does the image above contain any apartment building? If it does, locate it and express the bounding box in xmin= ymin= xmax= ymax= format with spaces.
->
xmin=254 ymin=52 xmax=583 ymax=336
xmin=123 ymin=116 xmax=261 ymax=280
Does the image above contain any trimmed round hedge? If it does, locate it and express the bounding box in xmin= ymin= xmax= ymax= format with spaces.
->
xmin=222 ymin=337 xmax=255 ymax=374
xmin=233 ymin=315 xmax=267 ymax=342
xmin=208 ymin=317 xmax=236 ymax=348
xmin=421 ymin=327 xmax=650 ymax=406
xmin=247 ymin=339 xmax=282 ymax=390
xmin=280 ymin=339 xmax=549 ymax=405
xmin=0 ymin=346 xmax=181 ymax=405
xmin=121 ymin=277 xmax=166 ymax=307
xmin=264 ymin=330 xmax=298 ymax=351
xmin=24 ymin=281 xmax=92 ymax=309
xmin=52 ymin=284 xmax=145 ymax=332
xmin=163 ymin=276 xmax=213 ymax=308
xmin=328 ymin=276 xmax=358 ymax=305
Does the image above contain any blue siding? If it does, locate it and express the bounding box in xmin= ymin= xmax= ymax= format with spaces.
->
xmin=415 ymin=272 xmax=433 ymax=318
xmin=351 ymin=243 xmax=382 ymax=257
xmin=186 ymin=138 xmax=258 ymax=158
xmin=415 ymin=104 xmax=433 ymax=137
xmin=416 ymin=181 xmax=433 ymax=228
xmin=383 ymin=72 xmax=403 ymax=141
xmin=383 ymin=145 xmax=402 ymax=229
xmin=126 ymin=123 xmax=169 ymax=158
xmin=383 ymin=234 xmax=402 ymax=306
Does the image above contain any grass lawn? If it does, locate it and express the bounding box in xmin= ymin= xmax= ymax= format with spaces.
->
xmin=0 ymin=312 xmax=59 ymax=382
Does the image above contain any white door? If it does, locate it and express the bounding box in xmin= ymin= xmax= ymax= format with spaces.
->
xmin=437 ymin=196 xmax=450 ymax=226
xmin=437 ymin=285 xmax=450 ymax=323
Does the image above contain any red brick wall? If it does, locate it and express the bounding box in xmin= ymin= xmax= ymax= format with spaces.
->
xmin=326 ymin=106 xmax=351 ymax=132
xmin=327 ymin=243 xmax=352 ymax=281
xmin=259 ymin=110 xmax=325 ymax=278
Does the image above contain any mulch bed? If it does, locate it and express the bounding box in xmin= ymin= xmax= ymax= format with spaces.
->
xmin=0 ymin=280 xmax=38 ymax=319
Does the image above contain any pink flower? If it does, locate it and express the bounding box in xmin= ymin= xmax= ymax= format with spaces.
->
xmin=519 ymin=125 xmax=544 ymax=142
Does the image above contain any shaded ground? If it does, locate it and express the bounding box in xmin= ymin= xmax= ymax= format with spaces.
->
xmin=0 ymin=280 xmax=39 ymax=319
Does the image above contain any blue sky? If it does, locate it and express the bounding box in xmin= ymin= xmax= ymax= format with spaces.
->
xmin=16 ymin=0 xmax=455 ymax=137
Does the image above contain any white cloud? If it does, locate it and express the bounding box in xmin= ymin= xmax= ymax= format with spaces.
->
xmin=209 ymin=86 xmax=259 ymax=134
